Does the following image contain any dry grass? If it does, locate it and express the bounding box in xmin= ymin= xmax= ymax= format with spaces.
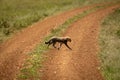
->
xmin=0 ymin=0 xmax=119 ymax=43
xmin=99 ymin=8 xmax=120 ymax=80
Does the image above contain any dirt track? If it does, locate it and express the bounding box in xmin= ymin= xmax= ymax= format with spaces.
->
xmin=0 ymin=4 xmax=99 ymax=80
xmin=0 ymin=2 xmax=119 ymax=80
xmin=41 ymin=4 xmax=120 ymax=80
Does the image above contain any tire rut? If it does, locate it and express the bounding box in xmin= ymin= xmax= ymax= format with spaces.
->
xmin=41 ymin=4 xmax=120 ymax=80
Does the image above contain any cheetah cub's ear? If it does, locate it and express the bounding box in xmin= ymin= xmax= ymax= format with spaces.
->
xmin=65 ymin=36 xmax=71 ymax=42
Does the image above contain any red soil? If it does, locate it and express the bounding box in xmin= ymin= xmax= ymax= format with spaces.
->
xmin=0 ymin=4 xmax=97 ymax=80
xmin=41 ymin=4 xmax=120 ymax=80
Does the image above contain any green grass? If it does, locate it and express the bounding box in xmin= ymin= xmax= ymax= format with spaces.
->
xmin=0 ymin=0 xmax=120 ymax=43
xmin=17 ymin=5 xmax=106 ymax=80
xmin=99 ymin=8 xmax=120 ymax=80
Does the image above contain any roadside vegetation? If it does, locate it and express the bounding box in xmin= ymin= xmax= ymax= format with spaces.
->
xmin=99 ymin=8 xmax=120 ymax=80
xmin=0 ymin=0 xmax=119 ymax=43
xmin=17 ymin=5 xmax=108 ymax=79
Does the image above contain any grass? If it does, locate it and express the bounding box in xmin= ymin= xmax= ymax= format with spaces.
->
xmin=17 ymin=5 xmax=107 ymax=80
xmin=0 ymin=0 xmax=78 ymax=42
xmin=99 ymin=8 xmax=120 ymax=80
xmin=0 ymin=0 xmax=120 ymax=43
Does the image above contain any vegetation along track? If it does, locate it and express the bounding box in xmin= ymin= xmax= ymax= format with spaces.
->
xmin=41 ymin=4 xmax=120 ymax=80
xmin=0 ymin=4 xmax=103 ymax=80
xmin=0 ymin=2 xmax=119 ymax=80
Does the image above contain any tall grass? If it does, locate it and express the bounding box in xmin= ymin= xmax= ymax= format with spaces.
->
xmin=0 ymin=0 xmax=78 ymax=42
xmin=99 ymin=8 xmax=120 ymax=80
xmin=0 ymin=0 xmax=119 ymax=43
